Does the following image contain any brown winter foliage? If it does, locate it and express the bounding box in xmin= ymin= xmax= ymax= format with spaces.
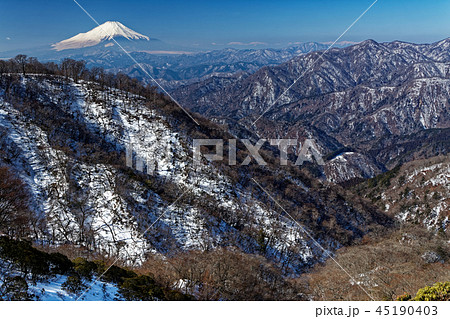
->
xmin=139 ymin=248 xmax=306 ymax=300
xmin=302 ymin=225 xmax=450 ymax=301
xmin=0 ymin=166 xmax=34 ymax=238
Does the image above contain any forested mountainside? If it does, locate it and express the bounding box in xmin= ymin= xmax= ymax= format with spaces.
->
xmin=173 ymin=38 xmax=450 ymax=183
xmin=300 ymin=155 xmax=449 ymax=301
xmin=355 ymin=155 xmax=449 ymax=234
xmin=0 ymin=56 xmax=396 ymax=299
xmin=305 ymin=156 xmax=450 ymax=300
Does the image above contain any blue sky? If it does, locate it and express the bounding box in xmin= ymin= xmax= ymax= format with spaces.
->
xmin=0 ymin=0 xmax=449 ymax=51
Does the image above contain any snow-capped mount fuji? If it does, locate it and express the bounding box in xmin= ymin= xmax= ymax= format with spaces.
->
xmin=52 ymin=21 xmax=155 ymax=51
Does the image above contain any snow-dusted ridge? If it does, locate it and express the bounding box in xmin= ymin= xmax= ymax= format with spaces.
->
xmin=52 ymin=21 xmax=150 ymax=51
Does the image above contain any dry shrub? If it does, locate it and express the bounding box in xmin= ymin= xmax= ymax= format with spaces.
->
xmin=139 ymin=247 xmax=306 ymax=300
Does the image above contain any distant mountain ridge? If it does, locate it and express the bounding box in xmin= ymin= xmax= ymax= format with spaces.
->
xmin=172 ymin=38 xmax=450 ymax=182
xmin=46 ymin=41 xmax=332 ymax=89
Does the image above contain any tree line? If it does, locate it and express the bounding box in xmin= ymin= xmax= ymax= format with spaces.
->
xmin=0 ymin=54 xmax=163 ymax=99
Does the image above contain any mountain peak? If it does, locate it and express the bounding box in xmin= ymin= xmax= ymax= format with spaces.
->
xmin=359 ymin=39 xmax=379 ymax=46
xmin=103 ymin=21 xmax=124 ymax=26
xmin=52 ymin=21 xmax=150 ymax=51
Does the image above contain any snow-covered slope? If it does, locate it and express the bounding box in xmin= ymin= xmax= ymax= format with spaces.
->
xmin=52 ymin=21 xmax=150 ymax=51
xmin=388 ymin=158 xmax=450 ymax=232
xmin=0 ymin=74 xmax=389 ymax=275
xmin=0 ymin=75 xmax=313 ymax=271
xmin=0 ymin=256 xmax=119 ymax=301
xmin=324 ymin=152 xmax=381 ymax=184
